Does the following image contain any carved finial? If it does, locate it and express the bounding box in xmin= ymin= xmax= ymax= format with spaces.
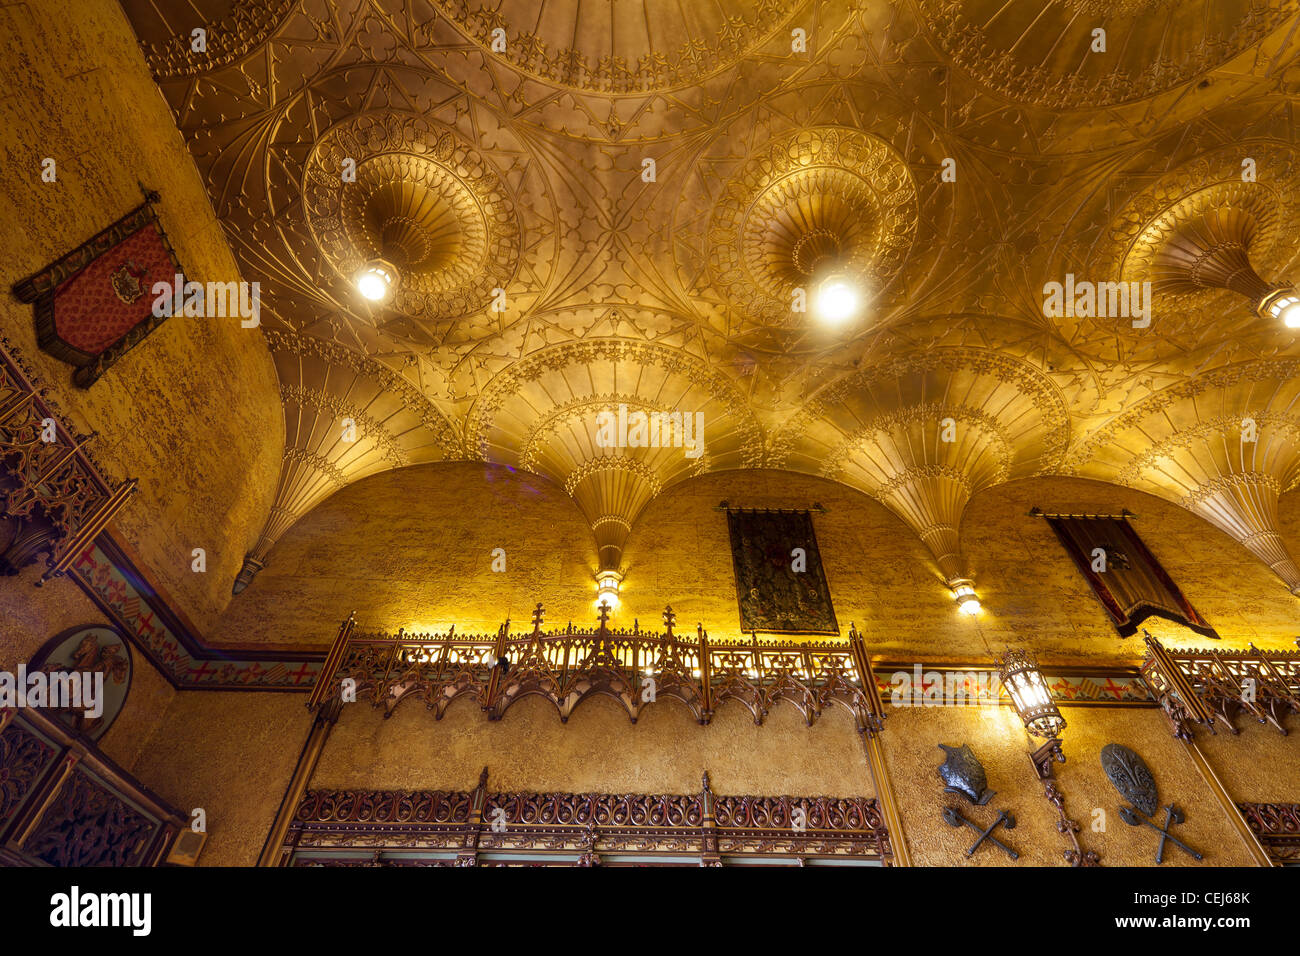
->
xmin=478 ymin=766 xmax=489 ymax=789
xmin=531 ymin=602 xmax=545 ymax=632
xmin=597 ymin=601 xmax=612 ymax=630
xmin=702 ymin=770 xmax=712 ymax=792
xmin=663 ymin=605 xmax=676 ymax=633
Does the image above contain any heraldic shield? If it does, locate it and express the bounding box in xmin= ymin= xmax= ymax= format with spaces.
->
xmin=1100 ymin=742 xmax=1158 ymax=817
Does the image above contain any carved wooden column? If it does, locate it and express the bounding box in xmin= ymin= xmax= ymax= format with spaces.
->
xmin=257 ymin=696 xmax=343 ymax=867
xmin=849 ymin=625 xmax=912 ymax=866
xmin=1180 ymin=737 xmax=1272 ymax=867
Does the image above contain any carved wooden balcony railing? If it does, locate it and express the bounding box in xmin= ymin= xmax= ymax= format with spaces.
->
xmin=1238 ymin=803 xmax=1300 ymax=865
xmin=307 ymin=603 xmax=886 ymax=733
xmin=1141 ymin=633 xmax=1300 ymax=740
xmin=284 ymin=768 xmax=890 ymax=866
xmin=0 ymin=339 xmax=136 ymax=581
xmin=0 ymin=706 xmax=199 ymax=866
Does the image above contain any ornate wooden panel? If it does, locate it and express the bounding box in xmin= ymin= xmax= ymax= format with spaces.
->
xmin=1141 ymin=634 xmax=1300 ymax=739
xmin=286 ymin=769 xmax=889 ymax=867
xmin=310 ymin=603 xmax=885 ymax=733
xmin=1238 ymin=802 xmax=1300 ymax=865
xmin=0 ymin=708 xmax=190 ymax=867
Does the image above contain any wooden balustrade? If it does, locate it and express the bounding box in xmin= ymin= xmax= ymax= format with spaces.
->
xmin=1141 ymin=632 xmax=1300 ymax=739
xmin=307 ymin=602 xmax=885 ymax=733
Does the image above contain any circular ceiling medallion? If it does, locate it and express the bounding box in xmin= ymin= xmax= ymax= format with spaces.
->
xmin=427 ymin=0 xmax=806 ymax=94
xmin=706 ymin=127 xmax=918 ymax=346
xmin=916 ymin=0 xmax=1293 ymax=109
xmin=303 ymin=112 xmax=521 ymax=320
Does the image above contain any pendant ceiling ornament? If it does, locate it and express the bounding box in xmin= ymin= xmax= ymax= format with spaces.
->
xmin=303 ymin=112 xmax=522 ymax=321
xmin=705 ymin=127 xmax=920 ymax=354
xmin=772 ymin=345 xmax=1069 ymax=586
xmin=1067 ymin=360 xmax=1300 ymax=595
xmin=1041 ymin=137 xmax=1300 ymax=366
xmin=470 ymin=340 xmax=763 ymax=574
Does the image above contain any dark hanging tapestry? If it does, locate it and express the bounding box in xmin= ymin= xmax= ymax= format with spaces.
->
xmin=725 ymin=508 xmax=838 ymax=635
xmin=11 ymin=191 xmax=184 ymax=388
xmin=1034 ymin=510 xmax=1218 ymax=640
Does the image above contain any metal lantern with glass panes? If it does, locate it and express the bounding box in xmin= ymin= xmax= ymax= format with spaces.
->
xmin=996 ymin=648 xmax=1066 ymax=738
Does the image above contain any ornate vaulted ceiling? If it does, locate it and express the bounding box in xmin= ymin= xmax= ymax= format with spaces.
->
xmin=118 ymin=0 xmax=1300 ymax=598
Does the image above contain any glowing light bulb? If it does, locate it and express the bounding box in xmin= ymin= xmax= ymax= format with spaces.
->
xmin=355 ymin=260 xmax=396 ymax=302
xmin=952 ymin=582 xmax=981 ymax=616
xmin=814 ymin=277 xmax=860 ymax=324
xmin=1280 ymin=300 xmax=1300 ymax=329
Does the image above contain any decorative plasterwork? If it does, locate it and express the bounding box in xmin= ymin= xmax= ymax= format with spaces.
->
xmin=706 ymin=127 xmax=919 ymax=339
xmin=239 ymin=330 xmax=468 ymax=586
xmin=915 ymin=0 xmax=1293 ymax=110
xmin=1067 ymin=361 xmax=1300 ymax=592
xmin=121 ymin=0 xmax=301 ymax=78
xmin=428 ymin=0 xmax=809 ymax=94
xmin=303 ymin=112 xmax=521 ymax=320
xmin=112 ymin=0 xmax=1300 ymax=592
xmin=470 ymin=340 xmax=761 ymax=571
xmin=772 ymin=346 xmax=1070 ymax=581
xmin=1039 ymin=137 xmax=1300 ymax=367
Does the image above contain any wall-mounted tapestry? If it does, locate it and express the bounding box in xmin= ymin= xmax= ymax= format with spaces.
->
xmin=1033 ymin=510 xmax=1218 ymax=640
xmin=11 ymin=190 xmax=185 ymax=388
xmin=26 ymin=625 xmax=132 ymax=740
xmin=725 ymin=507 xmax=838 ymax=634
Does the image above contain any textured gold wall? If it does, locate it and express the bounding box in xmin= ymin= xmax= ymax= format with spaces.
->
xmin=127 ymin=691 xmax=312 ymax=867
xmin=218 ymin=464 xmax=1300 ymax=660
xmin=0 ymin=0 xmax=282 ymax=635
xmin=209 ymin=462 xmax=601 ymax=648
xmin=313 ymin=693 xmax=873 ymax=798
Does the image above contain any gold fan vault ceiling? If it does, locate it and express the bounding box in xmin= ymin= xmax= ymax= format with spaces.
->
xmin=118 ymin=0 xmax=1300 ymax=598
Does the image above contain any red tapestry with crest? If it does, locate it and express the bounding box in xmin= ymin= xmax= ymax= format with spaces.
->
xmin=1036 ymin=510 xmax=1218 ymax=640
xmin=12 ymin=191 xmax=183 ymax=387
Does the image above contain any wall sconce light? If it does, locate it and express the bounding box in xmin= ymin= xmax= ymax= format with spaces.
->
xmin=950 ymin=578 xmax=981 ymax=616
xmin=994 ymin=647 xmax=1098 ymax=866
xmin=594 ymin=569 xmax=622 ymax=609
xmin=996 ymin=647 xmax=1065 ymax=738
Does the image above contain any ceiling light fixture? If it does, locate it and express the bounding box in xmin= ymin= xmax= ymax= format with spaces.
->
xmin=355 ymin=259 xmax=398 ymax=303
xmin=812 ymin=272 xmax=862 ymax=324
xmin=1260 ymin=288 xmax=1300 ymax=329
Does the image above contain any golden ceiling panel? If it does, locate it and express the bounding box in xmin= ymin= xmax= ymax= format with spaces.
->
xmin=915 ymin=0 xmax=1294 ymax=110
xmin=116 ymin=0 xmax=1300 ymax=594
xmin=1066 ymin=361 xmax=1300 ymax=593
xmin=470 ymin=340 xmax=762 ymax=571
xmin=234 ymin=329 xmax=467 ymax=592
xmin=427 ymin=0 xmax=807 ymax=94
xmin=1030 ymin=117 xmax=1300 ymax=371
xmin=771 ymin=344 xmax=1069 ymax=585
